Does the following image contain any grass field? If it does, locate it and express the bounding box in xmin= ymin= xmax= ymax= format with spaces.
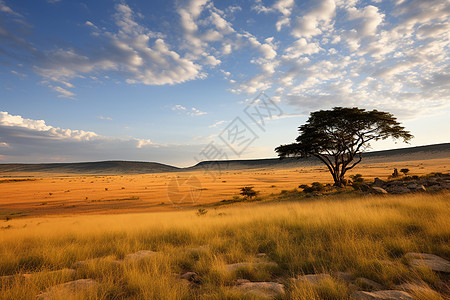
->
xmin=0 ymin=157 xmax=449 ymax=299
xmin=0 ymin=157 xmax=448 ymax=218
xmin=0 ymin=191 xmax=449 ymax=299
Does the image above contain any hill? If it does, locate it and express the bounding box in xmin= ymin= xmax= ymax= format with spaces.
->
xmin=0 ymin=160 xmax=180 ymax=175
xmin=189 ymin=142 xmax=450 ymax=171
xmin=0 ymin=143 xmax=448 ymax=175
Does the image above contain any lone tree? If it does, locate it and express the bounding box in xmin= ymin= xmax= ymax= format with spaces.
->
xmin=275 ymin=107 xmax=413 ymax=187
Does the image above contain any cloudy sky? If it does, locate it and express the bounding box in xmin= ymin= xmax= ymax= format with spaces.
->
xmin=0 ymin=0 xmax=449 ymax=166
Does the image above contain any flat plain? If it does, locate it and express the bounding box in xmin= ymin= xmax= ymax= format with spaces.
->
xmin=0 ymin=150 xmax=449 ymax=299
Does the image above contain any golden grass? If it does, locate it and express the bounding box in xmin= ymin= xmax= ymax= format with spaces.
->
xmin=0 ymin=157 xmax=448 ymax=218
xmin=0 ymin=192 xmax=449 ymax=299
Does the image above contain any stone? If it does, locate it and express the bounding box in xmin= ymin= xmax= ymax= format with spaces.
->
xmin=256 ymin=253 xmax=268 ymax=259
xmin=22 ymin=268 xmax=76 ymax=280
xmin=372 ymin=178 xmax=386 ymax=188
xmin=232 ymin=281 xmax=285 ymax=299
xmin=296 ymin=273 xmax=331 ymax=285
xmin=225 ymin=261 xmax=278 ymax=272
xmin=36 ymin=279 xmax=99 ymax=299
xmin=406 ymin=183 xmax=418 ymax=190
xmin=335 ymin=271 xmax=353 ymax=283
xmin=355 ymin=277 xmax=383 ymax=290
xmin=385 ymin=186 xmax=410 ymax=194
xmin=371 ymin=187 xmax=388 ymax=194
xmin=180 ymin=271 xmax=201 ymax=284
xmin=404 ymin=252 xmax=450 ymax=273
xmin=394 ymin=282 xmax=430 ymax=294
xmin=351 ymin=290 xmax=414 ymax=300
xmin=416 ymin=185 xmax=426 ymax=191
xmin=124 ymin=250 xmax=156 ymax=262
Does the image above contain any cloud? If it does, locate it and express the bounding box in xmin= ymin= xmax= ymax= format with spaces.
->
xmin=0 ymin=0 xmax=22 ymax=17
xmin=208 ymin=120 xmax=226 ymax=128
xmin=0 ymin=111 xmax=203 ymax=166
xmin=49 ymin=85 xmax=75 ymax=99
xmin=0 ymin=111 xmax=97 ymax=140
xmin=98 ymin=116 xmax=112 ymax=120
xmin=14 ymin=2 xmax=203 ymax=98
xmin=291 ymin=0 xmax=336 ymax=38
xmin=172 ymin=105 xmax=207 ymax=116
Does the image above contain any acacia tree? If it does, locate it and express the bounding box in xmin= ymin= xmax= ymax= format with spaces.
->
xmin=275 ymin=107 xmax=413 ymax=187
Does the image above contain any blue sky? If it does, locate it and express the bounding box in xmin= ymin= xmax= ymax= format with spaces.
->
xmin=0 ymin=0 xmax=449 ymax=166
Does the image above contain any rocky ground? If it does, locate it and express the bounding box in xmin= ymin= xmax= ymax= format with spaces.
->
xmin=2 ymin=249 xmax=449 ymax=299
xmin=369 ymin=173 xmax=450 ymax=195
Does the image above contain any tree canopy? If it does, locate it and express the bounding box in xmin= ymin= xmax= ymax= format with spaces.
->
xmin=275 ymin=107 xmax=413 ymax=187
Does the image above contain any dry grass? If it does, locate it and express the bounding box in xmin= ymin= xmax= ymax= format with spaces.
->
xmin=0 ymin=191 xmax=449 ymax=299
xmin=0 ymin=158 xmax=448 ymax=218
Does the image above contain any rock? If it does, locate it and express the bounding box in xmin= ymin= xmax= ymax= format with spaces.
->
xmin=416 ymin=185 xmax=426 ymax=192
xmin=256 ymin=253 xmax=268 ymax=259
xmin=225 ymin=261 xmax=278 ymax=272
xmin=406 ymin=183 xmax=418 ymax=190
xmin=394 ymin=282 xmax=430 ymax=293
xmin=427 ymin=185 xmax=443 ymax=192
xmin=372 ymin=178 xmax=386 ymax=188
xmin=22 ymin=268 xmax=76 ymax=280
xmin=124 ymin=250 xmax=156 ymax=262
xmin=180 ymin=272 xmax=201 ymax=284
xmin=232 ymin=281 xmax=285 ymax=299
xmin=404 ymin=252 xmax=450 ymax=273
xmin=355 ymin=277 xmax=383 ymax=290
xmin=36 ymin=279 xmax=99 ymax=299
xmin=371 ymin=187 xmax=388 ymax=194
xmin=351 ymin=290 xmax=414 ymax=300
xmin=385 ymin=186 xmax=410 ymax=194
xmin=335 ymin=271 xmax=353 ymax=283
xmin=296 ymin=273 xmax=331 ymax=285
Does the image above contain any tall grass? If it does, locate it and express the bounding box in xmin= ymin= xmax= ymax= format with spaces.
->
xmin=0 ymin=192 xmax=449 ymax=299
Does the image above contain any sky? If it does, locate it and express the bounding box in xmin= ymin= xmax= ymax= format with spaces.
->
xmin=0 ymin=0 xmax=449 ymax=167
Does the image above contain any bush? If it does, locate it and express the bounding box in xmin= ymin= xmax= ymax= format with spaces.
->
xmin=302 ymin=182 xmax=325 ymax=193
xmin=400 ymin=168 xmax=410 ymax=175
xmin=392 ymin=168 xmax=399 ymax=178
xmin=350 ymin=174 xmax=364 ymax=183
xmin=196 ymin=208 xmax=207 ymax=216
xmin=240 ymin=187 xmax=258 ymax=199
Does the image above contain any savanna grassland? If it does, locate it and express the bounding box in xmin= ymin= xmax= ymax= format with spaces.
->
xmin=0 ymin=158 xmax=449 ymax=299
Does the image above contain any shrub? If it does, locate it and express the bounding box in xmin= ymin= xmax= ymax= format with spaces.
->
xmin=350 ymin=174 xmax=364 ymax=183
xmin=240 ymin=187 xmax=258 ymax=199
xmin=400 ymin=168 xmax=410 ymax=175
xmin=196 ymin=208 xmax=208 ymax=216
xmin=392 ymin=168 xmax=399 ymax=178
xmin=303 ymin=182 xmax=325 ymax=193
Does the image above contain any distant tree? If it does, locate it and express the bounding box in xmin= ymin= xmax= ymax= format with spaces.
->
xmin=400 ymin=168 xmax=410 ymax=175
xmin=275 ymin=107 xmax=413 ymax=187
xmin=392 ymin=168 xmax=399 ymax=178
xmin=240 ymin=186 xmax=258 ymax=199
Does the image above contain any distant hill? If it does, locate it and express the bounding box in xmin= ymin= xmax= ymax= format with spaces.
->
xmin=0 ymin=161 xmax=180 ymax=175
xmin=189 ymin=143 xmax=450 ymax=171
xmin=0 ymin=143 xmax=448 ymax=175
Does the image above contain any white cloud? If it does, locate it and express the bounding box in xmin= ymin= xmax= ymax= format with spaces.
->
xmin=33 ymin=3 xmax=202 ymax=92
xmin=347 ymin=5 xmax=384 ymax=37
xmin=0 ymin=0 xmax=22 ymax=17
xmin=283 ymin=38 xmax=322 ymax=59
xmin=292 ymin=0 xmax=336 ymax=38
xmin=172 ymin=105 xmax=207 ymax=116
xmin=98 ymin=116 xmax=112 ymax=120
xmin=49 ymin=85 xmax=76 ymax=99
xmin=0 ymin=111 xmax=97 ymax=140
xmin=208 ymin=120 xmax=226 ymax=128
xmin=0 ymin=111 xmax=203 ymax=165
